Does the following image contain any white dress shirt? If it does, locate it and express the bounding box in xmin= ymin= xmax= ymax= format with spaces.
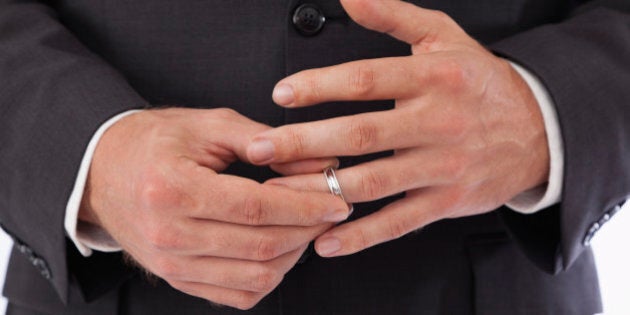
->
xmin=64 ymin=62 xmax=564 ymax=257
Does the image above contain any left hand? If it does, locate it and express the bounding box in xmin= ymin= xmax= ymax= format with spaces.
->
xmin=247 ymin=0 xmax=550 ymax=257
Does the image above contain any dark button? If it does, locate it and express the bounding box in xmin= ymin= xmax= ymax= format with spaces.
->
xmin=293 ymin=4 xmax=326 ymax=36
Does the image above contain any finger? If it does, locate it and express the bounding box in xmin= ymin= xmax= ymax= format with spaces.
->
xmin=166 ymin=244 xmax=307 ymax=293
xmin=266 ymin=149 xmax=452 ymax=203
xmin=273 ymin=56 xmax=426 ymax=107
xmin=270 ymin=157 xmax=339 ymax=176
xmin=247 ymin=107 xmax=429 ymax=164
xmin=313 ymin=189 xmax=447 ymax=257
xmin=175 ymin=218 xmax=331 ymax=261
xmin=185 ymin=108 xmax=274 ymax=166
xmin=186 ymin=171 xmax=350 ymax=226
xmin=169 ymin=280 xmax=266 ymax=310
xmin=205 ymin=109 xmax=273 ymax=164
xmin=340 ymin=0 xmax=464 ymax=46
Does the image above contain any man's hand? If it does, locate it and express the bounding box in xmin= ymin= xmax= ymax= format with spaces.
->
xmin=80 ymin=108 xmax=350 ymax=310
xmin=247 ymin=0 xmax=550 ymax=257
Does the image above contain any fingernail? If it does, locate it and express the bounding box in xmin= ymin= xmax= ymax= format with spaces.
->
xmin=273 ymin=83 xmax=295 ymax=106
xmin=249 ymin=139 xmax=275 ymax=164
xmin=323 ymin=209 xmax=349 ymax=222
xmin=316 ymin=237 xmax=341 ymax=257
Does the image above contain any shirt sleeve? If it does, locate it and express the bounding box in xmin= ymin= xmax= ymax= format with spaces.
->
xmin=64 ymin=110 xmax=141 ymax=257
xmin=504 ymin=61 xmax=564 ymax=214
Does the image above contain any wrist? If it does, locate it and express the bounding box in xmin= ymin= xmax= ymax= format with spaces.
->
xmin=65 ymin=109 xmax=143 ymax=256
xmin=79 ymin=181 xmax=101 ymax=226
xmin=507 ymin=60 xmax=550 ymax=193
xmin=80 ymin=110 xmax=145 ymax=231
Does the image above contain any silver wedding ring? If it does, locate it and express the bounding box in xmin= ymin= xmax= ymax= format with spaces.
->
xmin=323 ymin=167 xmax=353 ymax=214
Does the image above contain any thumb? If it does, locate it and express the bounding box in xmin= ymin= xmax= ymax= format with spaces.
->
xmin=340 ymin=0 xmax=465 ymax=48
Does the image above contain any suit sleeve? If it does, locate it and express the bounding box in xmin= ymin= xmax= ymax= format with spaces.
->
xmin=0 ymin=0 xmax=148 ymax=303
xmin=489 ymin=0 xmax=630 ymax=274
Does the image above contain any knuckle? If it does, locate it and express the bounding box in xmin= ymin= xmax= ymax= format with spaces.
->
xmin=295 ymin=201 xmax=316 ymax=226
xmin=348 ymin=66 xmax=376 ymax=97
xmin=136 ymin=166 xmax=186 ymax=211
xmin=242 ymin=193 xmax=267 ymax=226
xmin=255 ymin=235 xmax=281 ymax=261
xmin=303 ymin=71 xmax=324 ymax=102
xmin=252 ymin=264 xmax=281 ymax=292
xmin=143 ymin=221 xmax=182 ymax=252
xmin=345 ymin=119 xmax=379 ymax=153
xmin=386 ymin=216 xmax=410 ymax=240
xmin=433 ymin=58 xmax=468 ymax=93
xmin=151 ymin=257 xmax=181 ymax=279
xmin=286 ymin=127 xmax=307 ymax=158
xmin=136 ymin=168 xmax=168 ymax=210
xmin=353 ymin=227 xmax=370 ymax=250
xmin=358 ymin=169 xmax=388 ymax=200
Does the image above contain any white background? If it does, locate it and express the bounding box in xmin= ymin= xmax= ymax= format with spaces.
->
xmin=0 ymin=204 xmax=628 ymax=314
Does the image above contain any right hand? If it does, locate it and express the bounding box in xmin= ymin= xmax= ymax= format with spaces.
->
xmin=80 ymin=108 xmax=350 ymax=310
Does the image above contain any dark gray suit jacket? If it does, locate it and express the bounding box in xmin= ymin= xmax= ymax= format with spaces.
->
xmin=1 ymin=0 xmax=629 ymax=314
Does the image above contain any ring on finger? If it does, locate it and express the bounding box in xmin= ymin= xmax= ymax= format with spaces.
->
xmin=323 ymin=167 xmax=354 ymax=215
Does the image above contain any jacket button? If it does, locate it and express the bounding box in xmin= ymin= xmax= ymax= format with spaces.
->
xmin=32 ymin=257 xmax=52 ymax=280
xmin=16 ymin=243 xmax=33 ymax=257
xmin=292 ymin=3 xmax=326 ymax=36
xmin=583 ymin=230 xmax=596 ymax=246
xmin=598 ymin=213 xmax=611 ymax=226
xmin=583 ymin=222 xmax=601 ymax=246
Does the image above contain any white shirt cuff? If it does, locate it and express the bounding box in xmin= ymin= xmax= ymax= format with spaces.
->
xmin=505 ymin=62 xmax=564 ymax=214
xmin=64 ymin=110 xmax=141 ymax=257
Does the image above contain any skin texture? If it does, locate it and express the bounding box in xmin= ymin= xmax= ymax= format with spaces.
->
xmin=247 ymin=0 xmax=550 ymax=258
xmin=80 ymin=108 xmax=349 ymax=310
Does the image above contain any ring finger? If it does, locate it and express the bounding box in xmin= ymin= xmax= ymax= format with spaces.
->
xmin=265 ymin=149 xmax=451 ymax=203
xmin=169 ymin=244 xmax=307 ymax=293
